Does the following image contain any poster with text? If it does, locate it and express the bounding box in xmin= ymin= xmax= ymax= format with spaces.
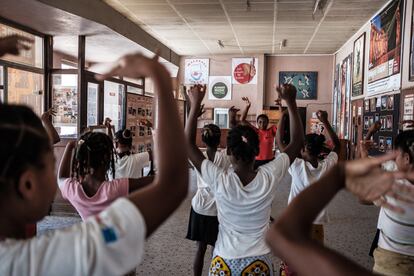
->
xmin=184 ymin=59 xmax=209 ymax=85
xmin=208 ymin=76 xmax=232 ymax=100
xmin=367 ymin=0 xmax=403 ymax=96
xmin=279 ymin=71 xmax=317 ymax=100
xmin=352 ymin=33 xmax=365 ymax=97
xmin=232 ymin=58 xmax=258 ymax=84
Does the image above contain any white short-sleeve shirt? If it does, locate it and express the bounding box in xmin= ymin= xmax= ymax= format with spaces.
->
xmin=191 ymin=150 xmax=231 ymax=216
xmin=288 ymin=151 xmax=338 ymax=224
xmin=115 ymin=152 xmax=150 ymax=179
xmin=200 ymin=153 xmax=290 ymax=259
xmin=0 ymin=198 xmax=146 ymax=276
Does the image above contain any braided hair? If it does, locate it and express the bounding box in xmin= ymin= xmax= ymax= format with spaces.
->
xmin=115 ymin=129 xmax=133 ymax=147
xmin=0 ymin=105 xmax=51 ymax=194
xmin=304 ymin=133 xmax=326 ymax=157
xmin=71 ymin=132 xmax=115 ymax=180
xmin=201 ymin=124 xmax=221 ymax=148
xmin=227 ymin=125 xmax=259 ymax=163
xmin=395 ymin=130 xmax=414 ymax=163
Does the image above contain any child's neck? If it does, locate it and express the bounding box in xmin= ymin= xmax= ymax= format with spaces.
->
xmin=206 ymin=146 xmax=217 ymax=162
xmin=233 ymin=161 xmax=257 ymax=186
xmin=0 ymin=217 xmax=26 ymax=240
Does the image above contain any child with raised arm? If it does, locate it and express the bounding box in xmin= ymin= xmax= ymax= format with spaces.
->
xmin=187 ymin=84 xmax=304 ymax=275
xmin=241 ymin=97 xmax=278 ymax=169
xmin=0 ymin=53 xmax=188 ymax=276
xmin=185 ymin=85 xmax=232 ymax=276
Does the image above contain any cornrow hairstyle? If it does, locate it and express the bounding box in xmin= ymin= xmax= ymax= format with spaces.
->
xmin=394 ymin=130 xmax=414 ymax=163
xmin=257 ymin=114 xmax=269 ymax=123
xmin=201 ymin=124 xmax=221 ymax=148
xmin=304 ymin=133 xmax=326 ymax=157
xmin=114 ymin=129 xmax=133 ymax=147
xmin=227 ymin=125 xmax=259 ymax=163
xmin=71 ymin=132 xmax=115 ymax=180
xmin=0 ymin=105 xmax=51 ymax=195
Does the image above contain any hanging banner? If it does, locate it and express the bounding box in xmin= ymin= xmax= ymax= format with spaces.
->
xmin=208 ymin=76 xmax=232 ymax=100
xmin=184 ymin=59 xmax=209 ymax=85
xmin=232 ymin=58 xmax=258 ymax=84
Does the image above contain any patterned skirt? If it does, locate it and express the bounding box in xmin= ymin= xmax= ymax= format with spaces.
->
xmin=209 ymin=253 xmax=274 ymax=276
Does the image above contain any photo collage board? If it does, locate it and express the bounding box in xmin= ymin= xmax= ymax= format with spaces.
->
xmin=362 ymin=93 xmax=400 ymax=155
xmin=126 ymin=93 xmax=153 ymax=153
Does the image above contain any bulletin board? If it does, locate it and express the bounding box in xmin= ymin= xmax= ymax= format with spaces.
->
xmin=362 ymin=93 xmax=400 ymax=156
xmin=126 ymin=93 xmax=154 ymax=153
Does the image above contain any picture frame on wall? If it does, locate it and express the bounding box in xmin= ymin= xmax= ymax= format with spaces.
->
xmin=386 ymin=137 xmax=393 ymax=152
xmin=387 ymin=95 xmax=394 ymax=110
xmin=364 ymin=116 xmax=369 ymax=130
xmin=279 ymin=71 xmax=318 ymax=100
xmin=370 ymin=98 xmax=376 ymax=112
xmin=364 ymin=100 xmax=370 ymax=112
xmin=380 ymin=116 xmax=386 ymax=130
xmin=381 ymin=96 xmax=387 ymax=111
xmin=386 ymin=115 xmax=393 ymax=130
xmin=379 ymin=136 xmax=385 ymax=152
xmin=352 ymin=32 xmax=365 ymax=97
xmin=410 ymin=1 xmax=414 ymax=81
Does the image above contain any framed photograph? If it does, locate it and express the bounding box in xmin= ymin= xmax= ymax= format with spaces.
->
xmin=352 ymin=33 xmax=366 ymax=97
xmin=364 ymin=116 xmax=369 ymax=130
xmin=375 ymin=113 xmax=380 ymax=123
xmin=370 ymin=98 xmax=376 ymax=112
xmin=379 ymin=136 xmax=385 ymax=152
xmin=368 ymin=116 xmax=374 ymax=127
xmin=279 ymin=71 xmax=318 ymax=100
xmin=381 ymin=96 xmax=387 ymax=111
xmin=214 ymin=108 xmax=229 ymax=129
xmin=386 ymin=137 xmax=393 ymax=152
xmin=386 ymin=115 xmax=393 ymax=130
xmin=410 ymin=1 xmax=414 ymax=81
xmin=380 ymin=116 xmax=386 ymax=130
xmin=364 ymin=100 xmax=370 ymax=112
xmin=387 ymin=95 xmax=394 ymax=110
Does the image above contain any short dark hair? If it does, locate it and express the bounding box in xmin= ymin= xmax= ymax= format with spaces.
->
xmin=227 ymin=125 xmax=259 ymax=163
xmin=72 ymin=132 xmax=115 ymax=180
xmin=201 ymin=124 xmax=221 ymax=148
xmin=394 ymin=130 xmax=414 ymax=163
xmin=0 ymin=105 xmax=51 ymax=194
xmin=115 ymin=129 xmax=133 ymax=147
xmin=257 ymin=114 xmax=269 ymax=123
xmin=304 ymin=133 xmax=326 ymax=156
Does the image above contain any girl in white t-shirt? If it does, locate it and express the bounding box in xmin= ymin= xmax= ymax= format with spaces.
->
xmin=186 ymin=84 xmax=304 ymax=276
xmin=186 ymin=122 xmax=231 ymax=276
xmin=0 ymin=53 xmax=189 ymax=275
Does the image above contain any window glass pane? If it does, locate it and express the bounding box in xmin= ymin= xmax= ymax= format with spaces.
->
xmin=104 ymin=81 xmax=125 ymax=131
xmin=127 ymin=85 xmax=143 ymax=95
xmin=53 ymin=36 xmax=78 ymax=69
xmin=0 ymin=23 xmax=43 ymax=68
xmin=7 ymin=68 xmax=44 ymax=116
xmin=124 ymin=77 xmax=143 ymax=85
xmin=52 ymin=74 xmax=78 ymax=137
xmin=87 ymin=82 xmax=98 ymax=126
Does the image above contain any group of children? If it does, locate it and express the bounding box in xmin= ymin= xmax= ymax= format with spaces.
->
xmin=0 ymin=34 xmax=413 ymax=276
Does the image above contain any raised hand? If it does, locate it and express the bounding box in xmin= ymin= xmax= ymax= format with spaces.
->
xmin=0 ymin=35 xmax=33 ymax=57
xmin=198 ymin=104 xmax=206 ymax=118
xmin=276 ymin=84 xmax=297 ymax=103
xmin=187 ymin=84 xmax=206 ymax=106
xmin=41 ymin=107 xmax=57 ymax=122
xmin=316 ymin=110 xmax=328 ymax=124
xmin=242 ymin=97 xmax=251 ymax=107
xmin=229 ymin=106 xmax=240 ymax=116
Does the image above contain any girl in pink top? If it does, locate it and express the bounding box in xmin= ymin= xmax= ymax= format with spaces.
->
xmin=58 ymin=131 xmax=153 ymax=220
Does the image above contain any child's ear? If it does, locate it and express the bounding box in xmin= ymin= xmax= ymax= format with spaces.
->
xmin=17 ymin=169 xmax=37 ymax=200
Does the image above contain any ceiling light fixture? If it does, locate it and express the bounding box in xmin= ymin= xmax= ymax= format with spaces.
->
xmin=218 ymin=40 xmax=225 ymax=48
xmin=280 ymin=39 xmax=287 ymax=50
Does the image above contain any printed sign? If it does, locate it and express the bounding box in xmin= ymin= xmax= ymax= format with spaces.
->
xmin=232 ymin=58 xmax=258 ymax=84
xmin=185 ymin=59 xmax=209 ymax=85
xmin=208 ymin=76 xmax=232 ymax=100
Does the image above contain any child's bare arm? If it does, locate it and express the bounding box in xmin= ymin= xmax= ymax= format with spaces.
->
xmin=240 ymin=97 xmax=255 ymax=128
xmin=128 ymin=176 xmax=155 ymax=193
xmin=41 ymin=108 xmax=61 ymax=145
xmin=98 ymin=54 xmax=188 ymax=237
xmin=276 ymin=110 xmax=289 ymax=152
xmin=317 ymin=110 xmax=340 ymax=154
xmin=57 ymin=140 xmax=76 ymax=185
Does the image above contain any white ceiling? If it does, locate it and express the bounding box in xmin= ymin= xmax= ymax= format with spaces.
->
xmin=104 ymin=0 xmax=388 ymax=55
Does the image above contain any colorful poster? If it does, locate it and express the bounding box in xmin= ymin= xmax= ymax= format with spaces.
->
xmin=352 ymin=33 xmax=365 ymax=97
xmin=367 ymin=0 xmax=403 ymax=96
xmin=411 ymin=1 xmax=414 ymax=81
xmin=279 ymin=71 xmax=318 ymax=100
xmin=335 ymin=55 xmax=352 ymax=139
xmin=332 ymin=64 xmax=340 ymax=131
xmin=208 ymin=76 xmax=232 ymax=101
xmin=232 ymin=58 xmax=258 ymax=84
xmin=184 ymin=59 xmax=209 ymax=85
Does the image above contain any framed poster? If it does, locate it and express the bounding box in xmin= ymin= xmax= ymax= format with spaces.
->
xmin=208 ymin=76 xmax=232 ymax=100
xmin=410 ymin=1 xmax=414 ymax=81
xmin=184 ymin=59 xmax=209 ymax=85
xmin=279 ymin=71 xmax=318 ymax=100
xmin=214 ymin=108 xmax=229 ymax=129
xmin=232 ymin=58 xmax=258 ymax=84
xmin=352 ymin=33 xmax=365 ymax=97
xmin=367 ymin=0 xmax=404 ymax=96
xmin=332 ymin=64 xmax=340 ymax=130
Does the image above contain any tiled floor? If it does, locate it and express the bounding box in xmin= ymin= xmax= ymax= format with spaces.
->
xmin=38 ymin=171 xmax=379 ymax=275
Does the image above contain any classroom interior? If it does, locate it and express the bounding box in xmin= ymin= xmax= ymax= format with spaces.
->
xmin=1 ymin=0 xmax=414 ymax=275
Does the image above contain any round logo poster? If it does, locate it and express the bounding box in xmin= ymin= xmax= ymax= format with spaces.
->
xmin=212 ymin=82 xmax=228 ymax=99
xmin=233 ymin=63 xmax=256 ymax=84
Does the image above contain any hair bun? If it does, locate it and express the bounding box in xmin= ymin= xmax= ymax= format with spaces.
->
xmin=122 ymin=129 xmax=132 ymax=139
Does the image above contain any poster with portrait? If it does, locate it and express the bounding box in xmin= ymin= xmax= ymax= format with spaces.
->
xmin=352 ymin=33 xmax=365 ymax=97
xmin=184 ymin=59 xmax=209 ymax=85
xmin=208 ymin=76 xmax=232 ymax=100
xmin=367 ymin=0 xmax=403 ymax=96
xmin=336 ymin=54 xmax=352 ymax=139
xmin=332 ymin=64 xmax=340 ymax=130
xmin=232 ymin=58 xmax=258 ymax=84
xmin=279 ymin=71 xmax=317 ymax=100
xmin=410 ymin=2 xmax=414 ymax=81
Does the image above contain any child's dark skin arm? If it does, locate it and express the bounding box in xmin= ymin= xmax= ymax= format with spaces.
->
xmin=185 ymin=85 xmax=207 ymax=172
xmin=229 ymin=106 xmax=240 ymax=128
xmin=317 ymin=110 xmax=340 ymax=154
xmin=57 ymin=140 xmax=76 ymax=184
xmin=0 ymin=35 xmax=33 ymax=57
xmin=104 ymin=118 xmax=113 ymax=141
xmin=240 ymin=97 xmax=255 ymax=129
xmin=41 ymin=108 xmax=61 ymax=145
xmin=277 ymin=84 xmax=304 ymax=164
xmin=276 ymin=110 xmax=289 ymax=152
xmin=128 ymin=176 xmax=155 ymax=193
xmin=98 ymin=54 xmax=188 ymax=237
xmin=266 ymin=153 xmax=402 ymax=276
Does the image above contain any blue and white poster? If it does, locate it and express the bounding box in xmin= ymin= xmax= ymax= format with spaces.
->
xmin=279 ymin=71 xmax=318 ymax=100
xmin=184 ymin=59 xmax=209 ymax=85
